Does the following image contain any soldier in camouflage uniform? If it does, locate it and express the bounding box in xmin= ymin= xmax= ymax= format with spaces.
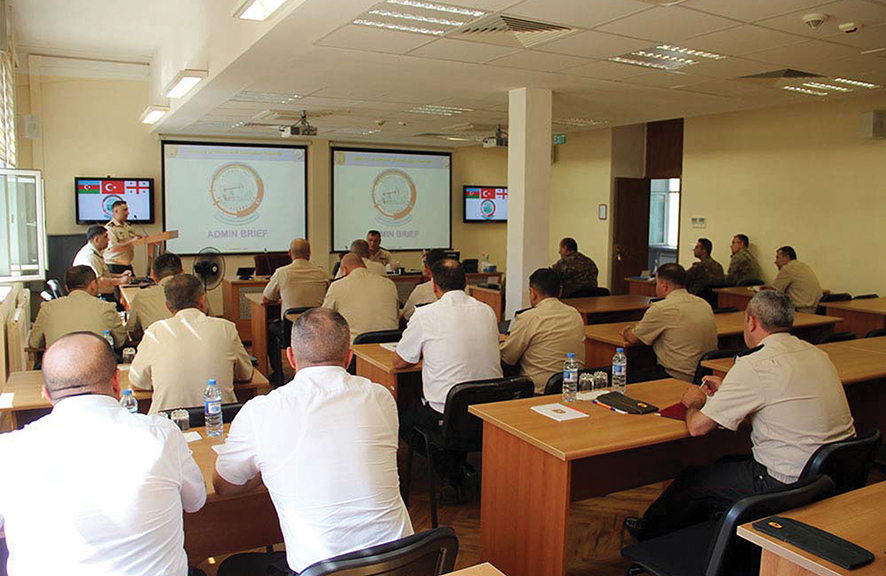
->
xmin=552 ymin=237 xmax=598 ymax=298
xmin=686 ymin=238 xmax=725 ymax=295
xmin=726 ymin=234 xmax=762 ymax=286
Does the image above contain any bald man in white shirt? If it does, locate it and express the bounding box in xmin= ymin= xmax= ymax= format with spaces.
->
xmin=0 ymin=332 xmax=206 ymax=576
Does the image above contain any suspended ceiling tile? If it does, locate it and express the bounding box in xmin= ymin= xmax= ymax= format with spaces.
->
xmin=485 ymin=49 xmax=592 ymax=71
xmin=755 ymin=0 xmax=886 ymax=38
xmin=684 ymin=24 xmax=808 ymax=56
xmin=315 ymin=24 xmax=437 ymax=55
xmin=747 ymin=39 xmax=861 ymax=66
xmin=678 ymin=56 xmax=778 ymax=79
xmin=536 ymin=30 xmax=654 ymax=59
xmin=596 ymin=6 xmax=741 ymax=42
xmin=622 ymin=70 xmax=707 ymax=87
xmin=681 ymin=0 xmax=837 ymax=22
xmin=563 ymin=59 xmax=651 ymax=79
xmin=407 ymin=38 xmax=521 ymax=63
xmin=506 ymin=0 xmax=653 ymax=29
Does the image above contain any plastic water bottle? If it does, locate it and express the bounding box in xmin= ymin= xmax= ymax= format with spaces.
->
xmin=103 ymin=329 xmax=114 ymax=349
xmin=562 ymin=353 xmax=579 ymax=402
xmin=203 ymin=379 xmax=223 ymax=436
xmin=120 ymin=388 xmax=138 ymax=414
xmin=612 ymin=348 xmax=627 ymax=395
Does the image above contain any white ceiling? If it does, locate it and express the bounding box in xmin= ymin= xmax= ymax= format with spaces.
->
xmin=12 ymin=0 xmax=886 ymax=146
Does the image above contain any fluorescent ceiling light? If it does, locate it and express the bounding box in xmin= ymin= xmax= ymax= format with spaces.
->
xmin=611 ymin=44 xmax=722 ymax=71
xmin=386 ymin=0 xmax=485 ymax=17
xmin=139 ymin=105 xmax=169 ymax=125
xmin=367 ymin=9 xmax=466 ymax=26
xmin=163 ymin=69 xmax=207 ymax=99
xmin=833 ymin=77 xmax=880 ymax=89
xmin=657 ymin=45 xmax=725 ymax=60
xmin=353 ymin=19 xmax=446 ymax=35
xmin=231 ymin=91 xmax=300 ymax=104
xmin=408 ymin=104 xmax=474 ymax=116
xmin=634 ymin=50 xmax=696 ymax=65
xmin=608 ymin=56 xmax=669 ymax=70
xmin=803 ymin=82 xmax=851 ymax=92
xmin=782 ymin=86 xmax=827 ymax=96
xmin=554 ymin=118 xmax=609 ymax=127
xmin=235 ymin=0 xmax=289 ymax=21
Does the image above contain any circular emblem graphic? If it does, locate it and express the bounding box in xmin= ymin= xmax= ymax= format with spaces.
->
xmin=480 ymin=199 xmax=496 ymax=219
xmin=209 ymin=163 xmax=264 ymax=224
xmin=371 ymin=169 xmax=416 ymax=223
xmin=102 ymin=195 xmax=124 ymax=219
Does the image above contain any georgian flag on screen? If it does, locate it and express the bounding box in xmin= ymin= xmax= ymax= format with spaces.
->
xmin=124 ymin=180 xmax=150 ymax=194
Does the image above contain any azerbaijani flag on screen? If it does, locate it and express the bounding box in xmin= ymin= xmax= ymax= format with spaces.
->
xmin=465 ymin=188 xmax=480 ymax=198
xmin=77 ymin=180 xmax=101 ymax=194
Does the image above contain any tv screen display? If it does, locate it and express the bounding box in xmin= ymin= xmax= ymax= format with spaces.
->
xmin=75 ymin=177 xmax=155 ymax=224
xmin=464 ymin=185 xmax=507 ymax=222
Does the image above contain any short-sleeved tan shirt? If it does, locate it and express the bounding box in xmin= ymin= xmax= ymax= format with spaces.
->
xmin=334 ymin=258 xmax=387 ymax=280
xmin=28 ymin=289 xmax=127 ymax=349
xmin=401 ymin=280 xmax=436 ymax=320
xmin=701 ymin=333 xmax=855 ymax=483
xmin=104 ymin=220 xmax=138 ymax=266
xmin=500 ymin=297 xmax=586 ymax=393
xmin=369 ymin=248 xmax=394 ymax=268
xmin=125 ymin=276 xmax=175 ymax=337
xmin=631 ymin=289 xmax=718 ymax=382
xmin=262 ymin=259 xmax=329 ymax=318
xmin=772 ymin=260 xmax=822 ymax=313
xmin=321 ymin=268 xmax=399 ymax=343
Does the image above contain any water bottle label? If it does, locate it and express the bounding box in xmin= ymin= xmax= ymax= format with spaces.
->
xmin=613 ymin=365 xmax=625 ymax=376
xmin=205 ymin=400 xmax=221 ymax=415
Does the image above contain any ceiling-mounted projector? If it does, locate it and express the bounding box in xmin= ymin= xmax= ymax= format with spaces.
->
xmin=483 ymin=123 xmax=508 ymax=148
xmin=284 ymin=111 xmax=318 ymax=137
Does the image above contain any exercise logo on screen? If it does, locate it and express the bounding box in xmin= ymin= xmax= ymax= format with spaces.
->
xmin=371 ymin=169 xmax=416 ymax=226
xmin=102 ymin=195 xmax=124 ymax=219
xmin=209 ymin=163 xmax=264 ymax=225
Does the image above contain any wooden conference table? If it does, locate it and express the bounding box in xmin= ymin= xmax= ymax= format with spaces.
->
xmin=468 ymin=285 xmax=503 ymax=322
xmin=351 ymin=343 xmax=422 ymax=406
xmin=562 ymin=294 xmax=653 ymax=324
xmin=738 ymin=481 xmax=886 ymax=576
xmin=0 ymin=367 xmax=271 ymax=429
xmin=470 ymin=379 xmax=752 ymax=576
xmin=715 ymin=286 xmax=758 ymax=310
xmin=625 ymin=277 xmax=657 ymax=297
xmin=824 ymin=297 xmax=886 ymax=339
xmin=583 ymin=311 xmax=840 ymax=369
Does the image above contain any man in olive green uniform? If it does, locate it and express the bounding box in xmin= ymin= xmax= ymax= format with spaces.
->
xmin=686 ymin=238 xmax=725 ymax=295
xmin=726 ymin=234 xmax=762 ymax=286
xmin=770 ymin=246 xmax=822 ymax=314
xmin=552 ymin=237 xmax=598 ymax=298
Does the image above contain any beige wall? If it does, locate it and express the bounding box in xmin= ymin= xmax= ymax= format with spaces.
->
xmin=681 ymin=93 xmax=886 ymax=296
xmin=451 ymin=145 xmax=508 ymax=269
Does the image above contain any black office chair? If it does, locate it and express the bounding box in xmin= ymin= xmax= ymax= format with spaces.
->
xmin=816 ymin=292 xmax=851 ymax=315
xmin=697 ymin=283 xmax=726 ymax=309
xmin=712 ymin=307 xmax=738 ymax=314
xmin=854 ymin=293 xmax=879 ymax=299
xmin=866 ymin=328 xmax=886 ymax=338
xmin=736 ymin=278 xmax=763 ymax=287
xmin=268 ymin=306 xmax=313 ymax=386
xmin=692 ymin=348 xmax=748 ymax=385
xmin=46 ymin=279 xmax=64 ymax=299
xmin=349 ymin=329 xmax=403 ymax=374
xmin=798 ymin=429 xmax=881 ymax=494
xmin=815 ymin=331 xmax=856 ymax=345
xmin=300 ymin=527 xmax=458 ymax=576
xmin=543 ymin=367 xmax=608 ymax=395
xmin=402 ymin=376 xmax=534 ymax=527
xmin=622 ymin=475 xmax=835 ymax=576
xmin=171 ymin=402 xmax=244 ymax=428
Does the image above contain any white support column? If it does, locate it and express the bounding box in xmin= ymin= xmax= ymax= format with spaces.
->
xmin=505 ymin=87 xmax=552 ymax=318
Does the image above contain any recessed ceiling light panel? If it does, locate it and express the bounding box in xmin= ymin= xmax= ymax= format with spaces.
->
xmin=783 ymin=85 xmax=828 ymax=96
xmin=553 ymin=118 xmax=609 ymax=127
xmin=139 ymin=105 xmax=169 ymax=125
xmin=352 ymin=1 xmax=485 ymax=36
xmin=803 ymin=82 xmax=851 ymax=92
xmin=407 ymin=104 xmax=474 ymax=116
xmin=231 ymin=91 xmax=301 ymax=104
xmin=386 ymin=0 xmax=485 ymax=17
xmin=610 ymin=44 xmax=725 ymax=71
xmin=235 ymin=0 xmax=290 ymax=21
xmin=163 ymin=69 xmax=208 ymax=99
xmin=833 ymin=77 xmax=880 ymax=89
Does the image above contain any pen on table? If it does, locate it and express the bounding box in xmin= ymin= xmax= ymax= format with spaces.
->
xmin=592 ymin=399 xmax=628 ymax=415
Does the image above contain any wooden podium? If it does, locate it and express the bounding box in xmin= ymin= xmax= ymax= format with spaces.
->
xmin=133 ymin=230 xmax=178 ymax=273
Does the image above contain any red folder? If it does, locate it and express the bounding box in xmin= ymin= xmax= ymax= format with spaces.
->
xmin=659 ymin=402 xmax=688 ymax=421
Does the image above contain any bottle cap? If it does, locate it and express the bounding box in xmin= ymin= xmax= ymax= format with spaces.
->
xmin=123 ymin=389 xmax=132 ymax=395
xmin=103 ymin=330 xmax=110 ymax=335
xmin=567 ymin=353 xmax=575 ymax=358
xmin=208 ymin=378 xmax=217 ymax=386
xmin=616 ymin=347 xmax=624 ymax=353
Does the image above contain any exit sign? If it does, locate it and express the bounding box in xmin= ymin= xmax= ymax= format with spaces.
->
xmin=553 ymin=134 xmax=567 ymax=145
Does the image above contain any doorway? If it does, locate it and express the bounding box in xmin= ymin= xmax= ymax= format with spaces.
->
xmin=647 ymin=178 xmax=681 ymax=272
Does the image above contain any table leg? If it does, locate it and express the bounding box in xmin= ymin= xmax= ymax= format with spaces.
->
xmin=250 ymin=300 xmax=268 ymax=377
xmin=479 ymin=423 xmax=570 ymax=576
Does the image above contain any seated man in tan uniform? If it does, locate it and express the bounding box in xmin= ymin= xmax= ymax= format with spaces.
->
xmin=125 ymin=252 xmax=182 ymax=339
xmin=73 ymin=226 xmax=132 ymax=296
xmin=29 ymin=266 xmax=127 ymax=349
xmin=500 ymin=268 xmax=586 ymax=394
xmin=262 ymin=238 xmax=329 ymax=316
xmin=366 ymin=229 xmax=394 ymax=268
xmin=334 ymin=240 xmax=386 ymax=278
xmin=400 ymin=248 xmax=446 ymax=321
xmin=622 ymin=263 xmax=718 ymax=382
xmin=769 ymin=245 xmax=823 ymax=313
xmin=626 ymin=291 xmax=855 ymax=540
xmin=129 ymin=274 xmax=253 ymax=413
xmin=322 ymin=253 xmax=399 ymax=343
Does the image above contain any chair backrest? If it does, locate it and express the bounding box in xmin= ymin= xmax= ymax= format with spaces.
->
xmin=815 ymin=331 xmax=856 ymax=345
xmin=299 ymin=526 xmax=458 ymax=576
xmin=867 ymin=328 xmax=886 ymax=338
xmin=254 ymin=252 xmax=291 ymax=276
xmin=441 ymin=376 xmax=534 ymax=452
xmin=592 ymin=287 xmax=611 ymax=297
xmin=693 ymin=348 xmax=748 ymax=385
xmin=283 ymin=306 xmax=314 ymax=341
xmin=543 ymin=367 xmax=608 ymax=395
xmin=567 ymin=288 xmax=597 ymax=298
xmin=703 ymin=475 xmax=835 ymax=576
xmin=799 ymin=429 xmax=882 ymax=494
xmin=854 ymin=293 xmax=879 ymax=299
xmin=46 ymin=279 xmax=64 ymax=298
xmin=816 ymin=293 xmax=853 ymax=315
xmin=713 ymin=307 xmax=738 ymax=314
xmin=353 ymin=329 xmax=403 ymax=345
xmin=180 ymin=402 xmax=244 ymax=428
xmin=736 ymin=278 xmax=764 ymax=287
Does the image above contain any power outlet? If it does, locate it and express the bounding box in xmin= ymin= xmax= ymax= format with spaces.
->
xmin=691 ymin=216 xmax=707 ymax=229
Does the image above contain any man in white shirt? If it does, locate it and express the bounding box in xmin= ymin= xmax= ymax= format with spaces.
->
xmin=213 ymin=308 xmax=413 ymax=576
xmin=29 ymin=265 xmax=127 ymax=349
xmin=322 ymin=253 xmax=399 ymax=343
xmin=129 ymin=274 xmax=254 ymax=413
xmin=400 ymin=248 xmax=446 ymax=321
xmin=0 ymin=332 xmax=207 ymax=576
xmin=394 ymin=259 xmax=502 ymax=499
xmin=334 ymin=239 xmax=387 ymax=278
xmin=73 ymin=225 xmax=133 ymax=297
xmin=125 ymin=251 xmax=182 ymax=339
xmin=104 ymin=200 xmax=144 ymax=274
xmin=626 ymin=291 xmax=855 ymax=540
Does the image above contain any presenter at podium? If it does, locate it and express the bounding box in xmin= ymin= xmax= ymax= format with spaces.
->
xmin=104 ymin=200 xmax=144 ymax=274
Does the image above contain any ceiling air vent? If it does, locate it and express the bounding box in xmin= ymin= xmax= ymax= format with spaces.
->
xmin=446 ymin=14 xmax=579 ymax=48
xmin=737 ymin=68 xmax=824 ymax=87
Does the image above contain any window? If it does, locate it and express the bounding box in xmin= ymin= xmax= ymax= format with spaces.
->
xmin=648 ymin=178 xmax=680 ymax=272
xmin=0 ymin=170 xmax=46 ymax=282
xmin=0 ymin=46 xmax=16 ymax=168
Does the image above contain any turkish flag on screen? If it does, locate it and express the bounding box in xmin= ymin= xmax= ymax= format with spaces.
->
xmin=480 ymin=188 xmax=495 ymax=199
xmin=102 ymin=180 xmax=124 ymax=194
